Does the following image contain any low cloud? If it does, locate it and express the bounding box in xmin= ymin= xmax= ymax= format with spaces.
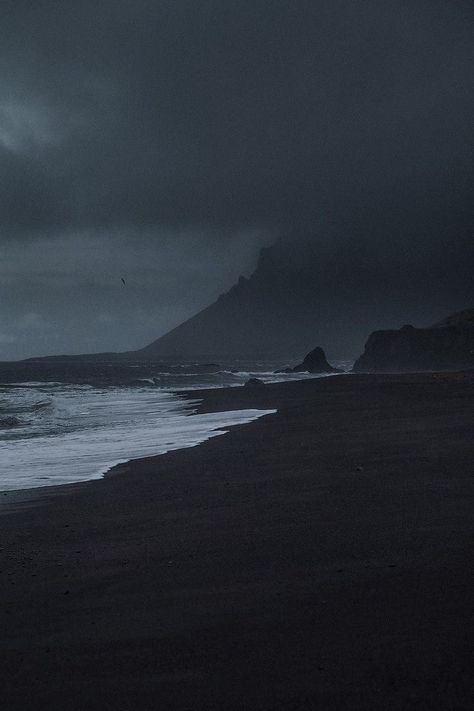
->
xmin=0 ymin=1 xmax=472 ymax=358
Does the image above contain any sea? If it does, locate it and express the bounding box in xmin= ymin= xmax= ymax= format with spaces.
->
xmin=0 ymin=358 xmax=351 ymax=492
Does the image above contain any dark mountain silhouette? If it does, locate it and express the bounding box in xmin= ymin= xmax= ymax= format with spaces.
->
xmin=24 ymin=239 xmax=474 ymax=363
xmin=133 ymin=239 xmax=473 ymax=361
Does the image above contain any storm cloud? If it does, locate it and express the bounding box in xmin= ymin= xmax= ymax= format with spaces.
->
xmin=1 ymin=1 xmax=473 ymax=358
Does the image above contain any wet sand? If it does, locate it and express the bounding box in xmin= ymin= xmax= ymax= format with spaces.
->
xmin=0 ymin=372 xmax=473 ymax=710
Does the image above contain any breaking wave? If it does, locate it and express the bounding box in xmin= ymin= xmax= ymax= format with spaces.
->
xmin=0 ymin=357 xmax=350 ymax=491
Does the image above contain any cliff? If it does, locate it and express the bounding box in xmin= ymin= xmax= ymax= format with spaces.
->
xmin=353 ymin=311 xmax=474 ymax=372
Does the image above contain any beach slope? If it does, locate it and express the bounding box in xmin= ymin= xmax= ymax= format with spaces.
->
xmin=0 ymin=373 xmax=473 ymax=710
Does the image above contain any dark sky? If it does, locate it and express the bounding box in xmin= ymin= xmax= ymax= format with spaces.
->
xmin=1 ymin=0 xmax=473 ymax=358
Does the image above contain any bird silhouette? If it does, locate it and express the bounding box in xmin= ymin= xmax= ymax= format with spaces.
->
xmin=121 ymin=278 xmax=126 ymax=286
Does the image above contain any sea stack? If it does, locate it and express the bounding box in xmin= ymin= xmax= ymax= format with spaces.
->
xmin=276 ymin=347 xmax=342 ymax=374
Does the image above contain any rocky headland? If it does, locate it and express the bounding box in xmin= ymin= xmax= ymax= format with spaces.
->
xmin=354 ymin=309 xmax=474 ymax=372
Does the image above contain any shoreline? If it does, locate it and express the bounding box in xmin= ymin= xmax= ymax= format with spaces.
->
xmin=1 ymin=370 xmax=441 ymax=501
xmin=0 ymin=394 xmax=279 ymax=502
xmin=0 ymin=371 xmax=473 ymax=709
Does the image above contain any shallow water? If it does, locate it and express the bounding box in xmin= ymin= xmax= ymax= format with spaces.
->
xmin=0 ymin=358 xmax=350 ymax=491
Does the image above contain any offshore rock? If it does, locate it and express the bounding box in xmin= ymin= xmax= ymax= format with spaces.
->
xmin=276 ymin=347 xmax=342 ymax=374
xmin=244 ymin=378 xmax=266 ymax=388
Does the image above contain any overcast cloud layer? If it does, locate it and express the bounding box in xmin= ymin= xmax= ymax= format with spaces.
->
xmin=1 ymin=1 xmax=473 ymax=358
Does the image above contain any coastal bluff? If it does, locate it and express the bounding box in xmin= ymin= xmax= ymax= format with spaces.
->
xmin=354 ymin=309 xmax=474 ymax=372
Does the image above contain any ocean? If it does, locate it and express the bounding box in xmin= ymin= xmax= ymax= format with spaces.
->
xmin=0 ymin=359 xmax=351 ymax=491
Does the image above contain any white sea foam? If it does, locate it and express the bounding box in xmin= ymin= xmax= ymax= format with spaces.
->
xmin=0 ymin=385 xmax=275 ymax=491
xmin=0 ymin=357 xmax=352 ymax=492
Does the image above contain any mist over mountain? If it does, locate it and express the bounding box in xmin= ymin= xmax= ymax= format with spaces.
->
xmin=139 ymin=220 xmax=474 ymax=360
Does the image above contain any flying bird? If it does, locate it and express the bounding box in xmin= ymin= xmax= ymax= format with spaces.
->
xmin=121 ymin=278 xmax=126 ymax=286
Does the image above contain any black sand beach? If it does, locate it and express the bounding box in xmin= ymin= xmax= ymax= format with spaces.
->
xmin=1 ymin=373 xmax=473 ymax=710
